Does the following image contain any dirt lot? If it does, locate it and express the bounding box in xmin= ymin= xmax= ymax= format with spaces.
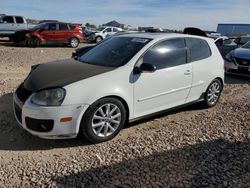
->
xmin=0 ymin=39 xmax=249 ymax=187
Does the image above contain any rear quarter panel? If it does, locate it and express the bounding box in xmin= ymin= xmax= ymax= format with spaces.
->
xmin=186 ymin=38 xmax=224 ymax=103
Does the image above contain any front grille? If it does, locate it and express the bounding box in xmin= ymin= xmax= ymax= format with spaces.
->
xmin=25 ymin=117 xmax=54 ymax=132
xmin=227 ymin=69 xmax=250 ymax=76
xmin=14 ymin=103 xmax=22 ymax=123
xmin=234 ymin=58 xmax=250 ymax=66
xmin=16 ymin=83 xmax=33 ymax=103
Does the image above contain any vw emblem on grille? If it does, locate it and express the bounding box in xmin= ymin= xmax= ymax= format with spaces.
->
xmin=242 ymin=61 xmax=248 ymax=65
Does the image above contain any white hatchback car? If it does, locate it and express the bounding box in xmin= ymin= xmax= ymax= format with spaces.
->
xmin=14 ymin=33 xmax=224 ymax=143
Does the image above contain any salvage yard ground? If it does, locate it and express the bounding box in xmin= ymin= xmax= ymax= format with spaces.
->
xmin=0 ymin=38 xmax=249 ymax=187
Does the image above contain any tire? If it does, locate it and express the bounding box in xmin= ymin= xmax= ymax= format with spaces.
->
xmin=203 ymin=79 xmax=223 ymax=108
xmin=95 ymin=36 xmax=103 ymax=43
xmin=27 ymin=37 xmax=40 ymax=48
xmin=79 ymin=98 xmax=127 ymax=143
xmin=69 ymin=37 xmax=79 ymax=48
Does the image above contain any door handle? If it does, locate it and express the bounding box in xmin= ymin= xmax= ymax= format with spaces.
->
xmin=184 ymin=70 xmax=192 ymax=75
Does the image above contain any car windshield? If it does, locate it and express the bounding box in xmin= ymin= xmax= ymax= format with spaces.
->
xmin=32 ymin=23 xmax=46 ymax=30
xmin=79 ymin=37 xmax=151 ymax=67
xmin=242 ymin=41 xmax=250 ymax=49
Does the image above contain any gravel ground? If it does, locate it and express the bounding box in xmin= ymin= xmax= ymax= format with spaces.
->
xmin=0 ymin=39 xmax=249 ymax=187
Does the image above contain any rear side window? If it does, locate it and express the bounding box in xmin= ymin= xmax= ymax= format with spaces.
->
xmin=143 ymin=38 xmax=187 ymax=70
xmin=59 ymin=24 xmax=69 ymax=30
xmin=2 ymin=16 xmax=14 ymax=23
xmin=186 ymin=38 xmax=211 ymax=62
xmin=15 ymin=17 xmax=24 ymax=23
xmin=69 ymin=25 xmax=76 ymax=30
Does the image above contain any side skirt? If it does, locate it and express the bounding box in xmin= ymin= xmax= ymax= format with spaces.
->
xmin=129 ymin=93 xmax=205 ymax=123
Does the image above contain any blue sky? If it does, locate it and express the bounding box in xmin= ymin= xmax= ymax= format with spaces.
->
xmin=1 ymin=0 xmax=249 ymax=30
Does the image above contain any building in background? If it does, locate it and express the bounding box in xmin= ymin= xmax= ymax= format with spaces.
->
xmin=217 ymin=24 xmax=250 ymax=36
xmin=103 ymin=20 xmax=124 ymax=29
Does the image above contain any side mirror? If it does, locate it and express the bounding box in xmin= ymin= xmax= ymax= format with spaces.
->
xmin=134 ymin=63 xmax=156 ymax=74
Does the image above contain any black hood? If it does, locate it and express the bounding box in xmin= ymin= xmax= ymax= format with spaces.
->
xmin=23 ymin=59 xmax=115 ymax=92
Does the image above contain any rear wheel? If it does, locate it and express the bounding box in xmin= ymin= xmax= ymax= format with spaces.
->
xmin=79 ymin=98 xmax=126 ymax=143
xmin=203 ymin=79 xmax=223 ymax=108
xmin=27 ymin=37 xmax=40 ymax=47
xmin=69 ymin=37 xmax=79 ymax=48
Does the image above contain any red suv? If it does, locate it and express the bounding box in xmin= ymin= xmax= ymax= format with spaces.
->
xmin=13 ymin=22 xmax=84 ymax=48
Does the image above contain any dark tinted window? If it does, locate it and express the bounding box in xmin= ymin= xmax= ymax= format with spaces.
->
xmin=15 ymin=16 xmax=24 ymax=23
xmin=69 ymin=25 xmax=76 ymax=30
xmin=80 ymin=37 xmax=151 ymax=67
xmin=105 ymin=28 xmax=112 ymax=32
xmin=186 ymin=38 xmax=211 ymax=62
xmin=2 ymin=16 xmax=14 ymax=23
xmin=113 ymin=28 xmax=118 ymax=32
xmin=59 ymin=24 xmax=68 ymax=30
xmin=143 ymin=38 xmax=187 ymax=69
xmin=48 ymin=23 xmax=57 ymax=30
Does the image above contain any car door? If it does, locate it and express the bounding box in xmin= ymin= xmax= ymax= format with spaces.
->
xmin=185 ymin=37 xmax=213 ymax=103
xmin=57 ymin=23 xmax=69 ymax=41
xmin=40 ymin=23 xmax=58 ymax=41
xmin=1 ymin=16 xmax=15 ymax=34
xmin=133 ymin=38 xmax=192 ymax=118
xmin=103 ymin=27 xmax=112 ymax=38
xmin=14 ymin=16 xmax=26 ymax=30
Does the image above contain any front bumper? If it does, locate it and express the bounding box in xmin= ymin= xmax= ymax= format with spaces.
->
xmin=13 ymin=93 xmax=89 ymax=139
xmin=224 ymin=60 xmax=250 ymax=76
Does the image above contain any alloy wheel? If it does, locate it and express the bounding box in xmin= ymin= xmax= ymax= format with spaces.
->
xmin=70 ymin=38 xmax=79 ymax=48
xmin=207 ymin=82 xmax=221 ymax=105
xmin=92 ymin=103 xmax=121 ymax=137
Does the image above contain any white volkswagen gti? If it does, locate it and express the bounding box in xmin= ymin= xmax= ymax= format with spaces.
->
xmin=13 ymin=33 xmax=224 ymax=143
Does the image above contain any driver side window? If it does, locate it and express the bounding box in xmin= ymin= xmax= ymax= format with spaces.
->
xmin=142 ymin=38 xmax=187 ymax=70
xmin=106 ymin=28 xmax=112 ymax=32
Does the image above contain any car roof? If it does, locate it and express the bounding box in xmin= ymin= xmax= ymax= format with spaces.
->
xmin=42 ymin=22 xmax=75 ymax=25
xmin=115 ymin=32 xmax=212 ymax=41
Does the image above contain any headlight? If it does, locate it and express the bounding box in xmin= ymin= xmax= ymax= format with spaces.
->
xmin=31 ymin=88 xmax=66 ymax=106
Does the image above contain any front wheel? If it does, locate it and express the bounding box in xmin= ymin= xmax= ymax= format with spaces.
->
xmin=203 ymin=79 xmax=223 ymax=108
xmin=27 ymin=37 xmax=40 ymax=47
xmin=79 ymin=98 xmax=126 ymax=143
xmin=69 ymin=37 xmax=79 ymax=48
xmin=95 ymin=36 xmax=103 ymax=43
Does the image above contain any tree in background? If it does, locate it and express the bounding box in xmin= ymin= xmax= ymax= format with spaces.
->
xmin=85 ymin=23 xmax=97 ymax=29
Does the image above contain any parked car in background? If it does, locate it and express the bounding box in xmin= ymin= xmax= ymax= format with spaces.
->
xmin=215 ymin=38 xmax=238 ymax=58
xmin=12 ymin=22 xmax=83 ymax=47
xmin=14 ymin=33 xmax=224 ymax=143
xmin=0 ymin=15 xmax=36 ymax=39
xmin=38 ymin=20 xmax=59 ymax=24
xmin=224 ymin=41 xmax=250 ymax=76
xmin=85 ymin=26 xmax=123 ymax=43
